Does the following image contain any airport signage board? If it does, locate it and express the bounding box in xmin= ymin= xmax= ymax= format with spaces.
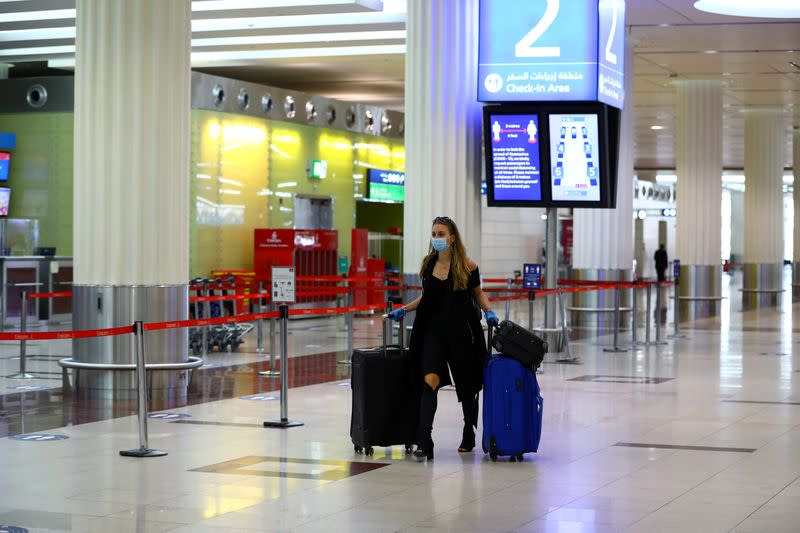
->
xmin=523 ymin=263 xmax=542 ymax=290
xmin=478 ymin=0 xmax=626 ymax=109
xmin=367 ymin=169 xmax=405 ymax=202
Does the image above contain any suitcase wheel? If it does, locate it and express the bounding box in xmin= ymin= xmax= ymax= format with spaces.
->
xmin=489 ymin=437 xmax=498 ymax=462
xmin=354 ymin=445 xmax=363 ymax=454
xmin=405 ymin=444 xmax=413 ymax=454
xmin=365 ymin=446 xmax=374 ymax=457
xmin=516 ymin=454 xmax=524 ymax=462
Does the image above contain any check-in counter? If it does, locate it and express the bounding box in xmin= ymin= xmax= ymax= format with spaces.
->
xmin=0 ymin=256 xmax=73 ymax=325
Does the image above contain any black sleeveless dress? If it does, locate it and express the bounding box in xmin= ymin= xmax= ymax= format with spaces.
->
xmin=408 ymin=255 xmax=486 ymax=402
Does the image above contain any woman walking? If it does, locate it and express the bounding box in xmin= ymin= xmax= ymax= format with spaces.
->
xmin=388 ymin=216 xmax=498 ymax=461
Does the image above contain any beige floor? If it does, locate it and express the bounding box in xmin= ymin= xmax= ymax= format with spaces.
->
xmin=1 ymin=271 xmax=799 ymax=532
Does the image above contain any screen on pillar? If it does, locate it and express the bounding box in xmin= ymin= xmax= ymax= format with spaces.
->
xmin=0 ymin=152 xmax=9 ymax=181
xmin=483 ymin=102 xmax=620 ymax=208
xmin=0 ymin=187 xmax=9 ymax=216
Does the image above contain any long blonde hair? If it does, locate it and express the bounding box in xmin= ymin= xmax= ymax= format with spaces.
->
xmin=419 ymin=216 xmax=471 ymax=290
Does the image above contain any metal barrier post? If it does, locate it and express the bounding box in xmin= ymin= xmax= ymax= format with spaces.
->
xmin=504 ymin=278 xmax=512 ymax=321
xmin=556 ymin=290 xmax=577 ymax=362
xmin=631 ymin=283 xmax=640 ymax=347
xmin=269 ymin=300 xmax=276 ymax=357
xmin=201 ymin=279 xmax=209 ymax=358
xmin=668 ymin=281 xmax=686 ymax=339
xmin=256 ymin=282 xmax=265 ymax=354
xmin=527 ymin=291 xmax=535 ymax=332
xmin=655 ymin=283 xmax=667 ymax=345
xmin=7 ymin=291 xmax=34 ymax=379
xmin=338 ymin=286 xmax=354 ymax=365
xmin=120 ymin=321 xmax=167 ymax=457
xmin=645 ymin=283 xmax=652 ymax=345
xmin=264 ymin=304 xmax=303 ymax=428
xmin=603 ymin=282 xmax=627 ymax=353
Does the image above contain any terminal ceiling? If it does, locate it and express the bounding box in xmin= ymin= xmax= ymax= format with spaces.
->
xmin=1 ymin=0 xmax=798 ymax=170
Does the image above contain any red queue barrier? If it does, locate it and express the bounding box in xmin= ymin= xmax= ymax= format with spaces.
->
xmin=11 ymin=279 xmax=674 ymax=341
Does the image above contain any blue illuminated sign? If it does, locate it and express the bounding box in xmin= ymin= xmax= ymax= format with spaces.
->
xmin=488 ymin=114 xmax=542 ymax=201
xmin=523 ymin=263 xmax=542 ymax=290
xmin=478 ymin=0 xmax=626 ymax=109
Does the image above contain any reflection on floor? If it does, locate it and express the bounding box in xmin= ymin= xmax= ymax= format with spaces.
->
xmin=0 ymin=269 xmax=799 ymax=532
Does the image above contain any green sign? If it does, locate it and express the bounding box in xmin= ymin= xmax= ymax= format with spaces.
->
xmin=368 ymin=182 xmax=404 ymax=202
xmin=338 ymin=256 xmax=349 ymax=274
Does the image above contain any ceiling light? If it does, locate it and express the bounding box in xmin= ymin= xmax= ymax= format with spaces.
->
xmin=192 ymin=11 xmax=404 ymax=32
xmin=192 ymin=44 xmax=405 ymax=64
xmin=703 ymin=50 xmax=718 ymax=54
xmin=650 ymin=125 xmax=665 ymax=130
xmin=192 ymin=30 xmax=405 ymax=47
xmin=0 ymin=9 xmax=74 ymax=23
xmin=694 ymin=0 xmax=800 ymax=18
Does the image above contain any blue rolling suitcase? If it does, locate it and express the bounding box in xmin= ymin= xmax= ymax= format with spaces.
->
xmin=482 ymin=328 xmax=543 ymax=462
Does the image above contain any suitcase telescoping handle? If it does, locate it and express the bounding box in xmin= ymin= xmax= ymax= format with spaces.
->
xmin=382 ymin=301 xmax=404 ymax=355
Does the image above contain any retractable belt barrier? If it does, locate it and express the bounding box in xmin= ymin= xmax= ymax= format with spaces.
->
xmin=10 ymin=278 xmax=681 ymax=458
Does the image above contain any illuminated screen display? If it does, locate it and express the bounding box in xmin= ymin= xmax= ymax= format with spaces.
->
xmin=549 ymin=114 xmax=601 ymax=202
xmin=0 ymin=188 xmax=10 ymax=216
xmin=488 ymin=114 xmax=542 ymax=201
xmin=0 ymin=153 xmax=9 ymax=181
xmin=367 ymin=169 xmax=405 ymax=202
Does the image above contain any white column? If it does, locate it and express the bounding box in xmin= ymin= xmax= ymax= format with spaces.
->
xmin=403 ymin=0 xmax=482 ymax=274
xmin=72 ymin=0 xmax=191 ymax=394
xmin=743 ymin=108 xmax=786 ymax=303
xmin=675 ymin=81 xmax=723 ymax=266
xmin=673 ymin=80 xmax=723 ymax=316
xmin=793 ymin=128 xmax=800 ymax=286
xmin=0 ymin=63 xmax=11 ymax=79
xmin=572 ymin=40 xmax=634 ymax=273
xmin=74 ymin=0 xmax=190 ymax=285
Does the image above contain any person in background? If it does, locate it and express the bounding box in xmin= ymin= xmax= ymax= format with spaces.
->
xmin=388 ymin=216 xmax=497 ymax=461
xmin=654 ymin=244 xmax=668 ymax=282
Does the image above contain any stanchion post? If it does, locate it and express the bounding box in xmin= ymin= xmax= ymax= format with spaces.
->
xmin=201 ymin=279 xmax=209 ymax=359
xmin=645 ymin=283 xmax=652 ymax=345
xmin=256 ymin=281 xmax=265 ymax=354
xmin=630 ymin=283 xmax=640 ymax=347
xmin=655 ymin=282 xmax=667 ymax=345
xmin=120 ymin=321 xmax=167 ymax=457
xmin=504 ymin=278 xmax=512 ymax=321
xmin=603 ymin=282 xmax=627 ymax=353
xmin=7 ymin=291 xmax=34 ymax=379
xmin=338 ymin=285 xmax=354 ymax=365
xmin=527 ymin=291 xmax=535 ymax=332
xmin=556 ymin=290 xmax=577 ymax=362
xmin=259 ymin=295 xmax=281 ymax=377
xmin=668 ymin=281 xmax=686 ymax=339
xmin=264 ymin=304 xmax=303 ymax=428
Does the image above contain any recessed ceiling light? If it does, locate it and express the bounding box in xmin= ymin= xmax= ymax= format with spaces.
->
xmin=703 ymin=50 xmax=718 ymax=54
xmin=694 ymin=0 xmax=800 ymax=18
xmin=650 ymin=125 xmax=665 ymax=130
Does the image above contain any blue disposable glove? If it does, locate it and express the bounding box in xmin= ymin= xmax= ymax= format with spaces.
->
xmin=386 ymin=307 xmax=406 ymax=321
xmin=485 ymin=309 xmax=499 ymax=328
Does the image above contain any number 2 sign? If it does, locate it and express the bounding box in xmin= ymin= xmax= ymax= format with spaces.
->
xmin=478 ymin=0 xmax=626 ymax=109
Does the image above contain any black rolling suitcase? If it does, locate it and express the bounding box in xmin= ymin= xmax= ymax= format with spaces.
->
xmin=350 ymin=314 xmax=417 ymax=456
xmin=490 ymin=320 xmax=548 ymax=372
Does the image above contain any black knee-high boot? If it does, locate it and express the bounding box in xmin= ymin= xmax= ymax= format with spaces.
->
xmin=459 ymin=393 xmax=478 ymax=452
xmin=415 ymin=386 xmax=437 ymax=460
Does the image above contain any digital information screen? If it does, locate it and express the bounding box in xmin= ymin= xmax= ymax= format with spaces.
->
xmin=0 ymin=187 xmax=10 ymax=216
xmin=0 ymin=153 xmax=9 ymax=181
xmin=523 ymin=263 xmax=542 ymax=290
xmin=549 ymin=114 xmax=601 ymax=202
xmin=488 ymin=114 xmax=542 ymax=201
xmin=367 ymin=169 xmax=405 ymax=202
